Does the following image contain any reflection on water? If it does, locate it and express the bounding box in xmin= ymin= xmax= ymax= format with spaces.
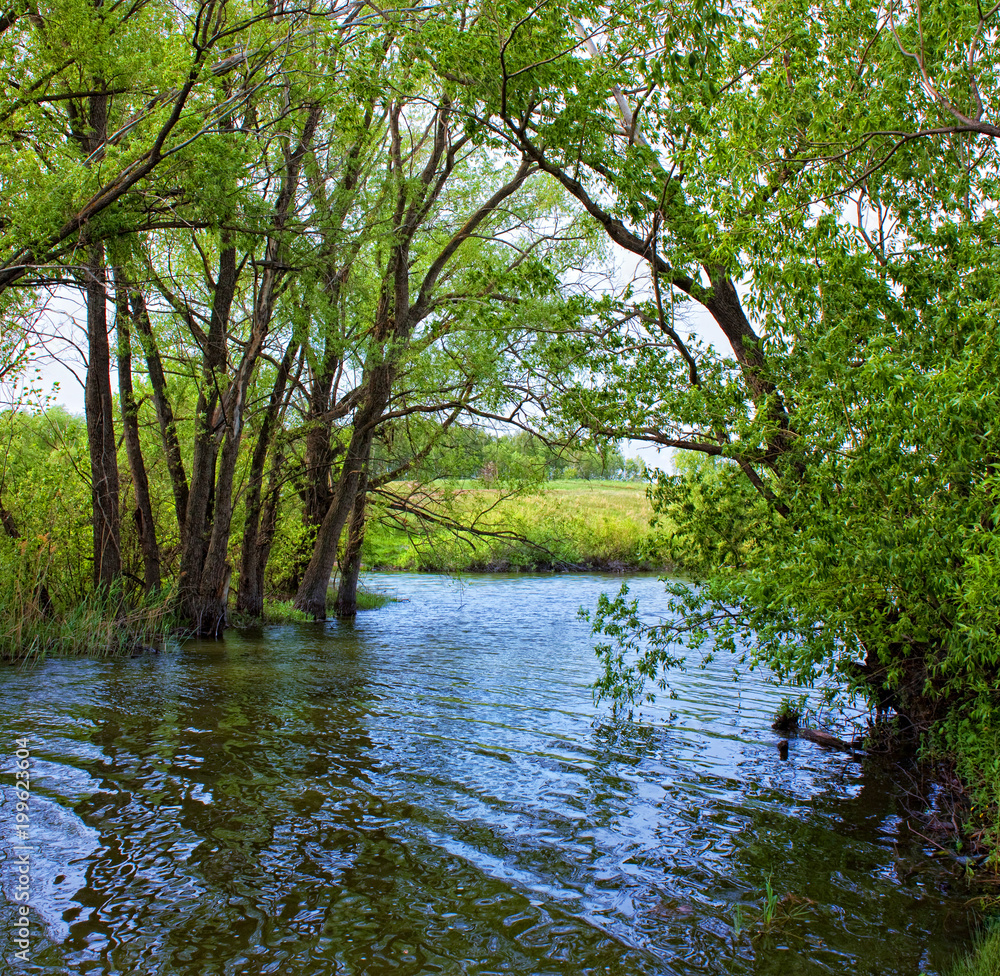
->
xmin=0 ymin=574 xmax=979 ymax=975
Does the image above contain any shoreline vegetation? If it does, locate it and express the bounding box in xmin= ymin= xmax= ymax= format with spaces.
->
xmin=241 ymin=480 xmax=668 ymax=627
xmin=951 ymin=928 xmax=1000 ymax=976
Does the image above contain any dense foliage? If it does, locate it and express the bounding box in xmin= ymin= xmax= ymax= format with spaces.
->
xmin=533 ymin=0 xmax=1000 ymax=840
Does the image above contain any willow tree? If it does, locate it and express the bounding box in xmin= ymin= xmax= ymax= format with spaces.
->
xmin=291 ymin=94 xmax=539 ymax=617
xmin=286 ymin=11 xmax=604 ymax=617
xmin=0 ymin=0 xmax=351 ymax=593
xmin=444 ymin=0 xmax=1000 ymax=742
xmin=126 ymin=49 xmax=345 ymax=634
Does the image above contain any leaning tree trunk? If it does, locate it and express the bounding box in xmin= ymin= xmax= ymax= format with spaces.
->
xmin=293 ymin=434 xmax=371 ymax=619
xmin=179 ymin=107 xmax=319 ymax=635
xmin=333 ymin=463 xmax=369 ymax=618
xmin=236 ymin=342 xmax=299 ymax=617
xmin=294 ymin=362 xmax=393 ymax=618
xmin=127 ymin=280 xmax=189 ymax=539
xmin=177 ymin=244 xmax=237 ymax=626
xmin=114 ymin=271 xmax=160 ymax=591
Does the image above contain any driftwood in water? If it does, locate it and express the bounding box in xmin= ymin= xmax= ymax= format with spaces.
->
xmin=795 ymin=727 xmax=861 ymax=752
xmin=771 ymin=710 xmax=862 ymax=753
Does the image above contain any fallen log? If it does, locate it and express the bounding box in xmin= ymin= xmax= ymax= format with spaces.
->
xmin=796 ymin=727 xmax=860 ymax=752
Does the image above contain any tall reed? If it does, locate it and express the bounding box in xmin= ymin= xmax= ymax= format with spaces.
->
xmin=0 ymin=544 xmax=174 ymax=663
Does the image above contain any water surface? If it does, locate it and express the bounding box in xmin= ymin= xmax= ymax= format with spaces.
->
xmin=0 ymin=574 xmax=979 ymax=974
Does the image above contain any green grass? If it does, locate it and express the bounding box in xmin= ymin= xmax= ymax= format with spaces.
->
xmin=355 ymin=586 xmax=396 ymax=610
xmin=364 ymin=479 xmax=671 ymax=573
xmin=949 ymin=925 xmax=1000 ymax=976
xmin=260 ymin=598 xmax=313 ymax=623
xmin=242 ymin=589 xmax=396 ymax=625
xmin=0 ymin=584 xmax=175 ymax=663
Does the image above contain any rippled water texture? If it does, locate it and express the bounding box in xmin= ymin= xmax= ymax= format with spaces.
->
xmin=0 ymin=574 xmax=980 ymax=975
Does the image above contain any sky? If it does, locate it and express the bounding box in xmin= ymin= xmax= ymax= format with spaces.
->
xmin=28 ymin=289 xmax=89 ymax=416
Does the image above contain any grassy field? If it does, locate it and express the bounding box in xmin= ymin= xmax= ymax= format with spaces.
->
xmin=363 ymin=479 xmax=672 ymax=572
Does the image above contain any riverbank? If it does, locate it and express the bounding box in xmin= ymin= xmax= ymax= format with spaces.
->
xmin=362 ymin=479 xmax=671 ymax=572
xmin=0 ymin=479 xmax=664 ymax=663
xmin=0 ymin=584 xmax=174 ymax=663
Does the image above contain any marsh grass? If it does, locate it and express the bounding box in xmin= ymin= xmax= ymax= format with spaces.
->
xmin=0 ymin=581 xmax=174 ymax=663
xmin=730 ymin=874 xmax=816 ymax=942
xmin=950 ymin=923 xmax=1000 ymax=976
xmin=230 ymin=589 xmax=397 ymax=628
xmin=354 ymin=586 xmax=396 ymax=610
xmin=761 ymin=874 xmax=779 ymax=928
xmin=260 ymin=598 xmax=313 ymax=623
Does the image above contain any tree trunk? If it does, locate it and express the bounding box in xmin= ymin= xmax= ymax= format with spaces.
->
xmin=194 ymin=426 xmax=240 ymax=638
xmin=76 ymin=74 xmax=120 ymax=592
xmin=236 ymin=343 xmax=299 ymax=617
xmin=286 ymin=337 xmax=342 ymax=592
xmin=302 ymin=396 xmax=337 ymax=529
xmin=179 ymin=108 xmax=319 ymax=635
xmin=294 ymin=364 xmax=393 ymax=618
xmin=127 ymin=280 xmax=189 ymax=537
xmin=114 ymin=270 xmax=160 ymax=591
xmin=255 ymin=442 xmax=286 ymax=602
xmin=237 ymin=437 xmax=288 ymax=619
xmin=333 ymin=463 xmax=369 ymax=618
xmin=293 ymin=440 xmax=368 ymax=618
xmin=178 ymin=243 xmax=237 ymax=627
xmin=84 ymin=238 xmax=121 ymax=590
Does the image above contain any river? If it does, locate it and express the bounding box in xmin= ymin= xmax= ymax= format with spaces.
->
xmin=0 ymin=573 xmax=980 ymax=974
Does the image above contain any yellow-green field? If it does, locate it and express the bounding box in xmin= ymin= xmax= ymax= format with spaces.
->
xmin=364 ymin=479 xmax=672 ymax=572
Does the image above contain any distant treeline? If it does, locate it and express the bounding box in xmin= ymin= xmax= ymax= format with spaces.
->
xmin=372 ymin=429 xmax=645 ymax=483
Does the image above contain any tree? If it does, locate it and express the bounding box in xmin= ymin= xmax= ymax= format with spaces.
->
xmin=0 ymin=0 xmax=324 ymax=294
xmin=446 ymin=0 xmax=1000 ymax=747
xmin=287 ymin=25 xmax=605 ymax=617
xmin=0 ymin=1 xmax=610 ymax=636
xmin=0 ymin=0 xmax=368 ymax=600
